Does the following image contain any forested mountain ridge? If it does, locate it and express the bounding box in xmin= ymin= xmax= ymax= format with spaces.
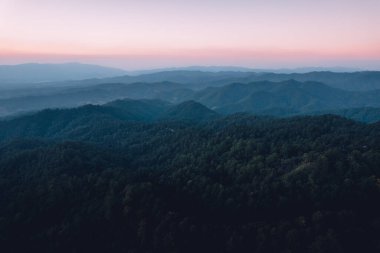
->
xmin=306 ymin=107 xmax=380 ymax=123
xmin=190 ymin=80 xmax=380 ymax=114
xmin=0 ymin=111 xmax=380 ymax=252
xmin=1 ymin=68 xmax=380 ymax=252
xmin=246 ymin=71 xmax=380 ymax=91
xmin=161 ymin=100 xmax=219 ymax=120
xmin=0 ymin=82 xmax=187 ymax=116
xmin=2 ymin=79 xmax=380 ymax=118
xmin=0 ymin=99 xmax=220 ymax=142
xmin=1 ymin=95 xmax=380 ymax=144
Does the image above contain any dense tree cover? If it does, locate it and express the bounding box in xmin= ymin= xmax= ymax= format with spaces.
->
xmin=308 ymin=107 xmax=380 ymax=123
xmin=0 ymin=108 xmax=380 ymax=253
xmin=191 ymin=80 xmax=380 ymax=115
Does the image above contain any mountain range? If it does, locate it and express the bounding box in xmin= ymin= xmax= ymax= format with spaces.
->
xmin=1 ymin=63 xmax=380 ymax=123
xmin=1 ymin=79 xmax=380 ymax=120
xmin=45 ymin=69 xmax=380 ymax=91
xmin=0 ymin=64 xmax=378 ymax=90
xmin=1 ymin=64 xmax=380 ymax=252
xmin=0 ymin=63 xmax=127 ymax=85
xmin=0 ymin=99 xmax=220 ymax=141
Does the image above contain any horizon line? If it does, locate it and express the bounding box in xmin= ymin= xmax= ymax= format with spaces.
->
xmin=1 ymin=61 xmax=380 ymax=73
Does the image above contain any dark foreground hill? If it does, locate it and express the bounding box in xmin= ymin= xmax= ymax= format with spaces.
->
xmin=0 ymin=104 xmax=380 ymax=252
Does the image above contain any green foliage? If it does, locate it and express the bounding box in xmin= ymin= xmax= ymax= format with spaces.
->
xmin=0 ymin=110 xmax=379 ymax=252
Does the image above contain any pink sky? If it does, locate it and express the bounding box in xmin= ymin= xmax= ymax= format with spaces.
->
xmin=0 ymin=0 xmax=380 ymax=70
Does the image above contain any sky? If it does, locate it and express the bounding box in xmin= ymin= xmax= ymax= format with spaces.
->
xmin=0 ymin=0 xmax=380 ymax=70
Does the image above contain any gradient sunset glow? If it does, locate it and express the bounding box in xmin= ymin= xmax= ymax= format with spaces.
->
xmin=1 ymin=0 xmax=380 ymax=70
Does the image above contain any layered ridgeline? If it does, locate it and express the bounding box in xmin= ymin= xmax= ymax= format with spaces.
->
xmin=0 ymin=102 xmax=380 ymax=252
xmin=191 ymin=80 xmax=380 ymax=114
xmin=3 ymin=68 xmax=379 ymax=90
xmin=0 ymin=100 xmax=218 ymax=141
xmin=2 ymin=79 xmax=380 ymax=122
xmin=1 ymin=68 xmax=380 ymax=119
xmin=0 ymin=63 xmax=127 ymax=85
xmin=118 ymin=70 xmax=380 ymax=91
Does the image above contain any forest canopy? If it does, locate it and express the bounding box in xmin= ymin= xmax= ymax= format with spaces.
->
xmin=0 ymin=105 xmax=379 ymax=252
